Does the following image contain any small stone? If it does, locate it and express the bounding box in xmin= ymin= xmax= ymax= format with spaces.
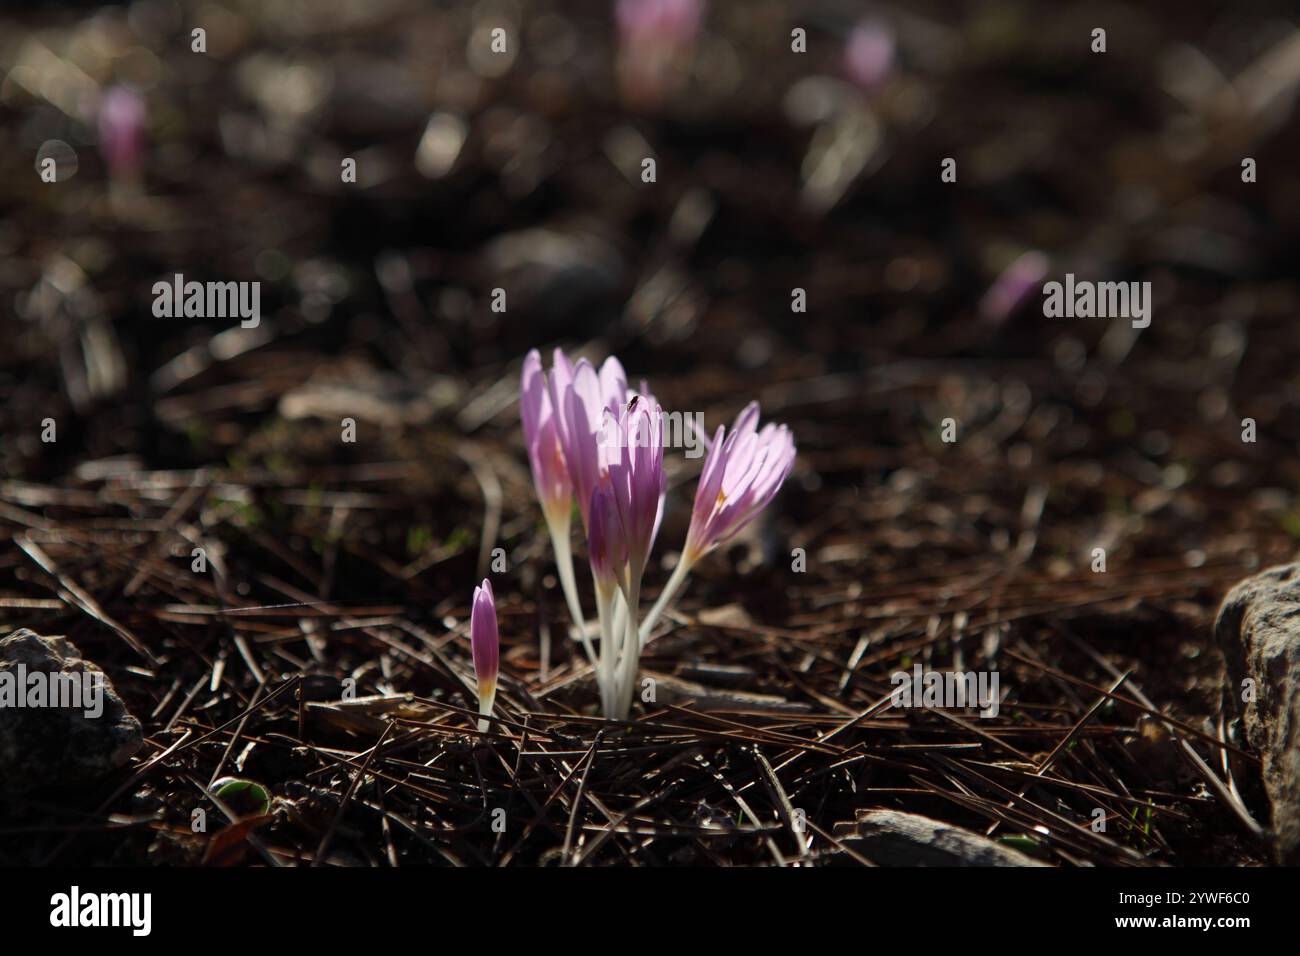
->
xmin=1214 ymin=563 xmax=1300 ymax=863
xmin=0 ymin=630 xmax=143 ymax=796
xmin=832 ymin=810 xmax=1049 ymax=866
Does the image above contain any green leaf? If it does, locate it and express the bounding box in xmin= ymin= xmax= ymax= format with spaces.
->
xmin=998 ymin=835 xmax=1039 ymax=854
xmin=212 ymin=777 xmax=272 ymax=818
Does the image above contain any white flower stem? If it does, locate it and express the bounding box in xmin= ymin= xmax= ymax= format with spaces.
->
xmin=593 ymin=581 xmax=616 ymax=717
xmin=638 ymin=555 xmax=694 ymax=643
xmin=610 ymin=588 xmax=627 ymax=648
xmin=614 ymin=572 xmax=642 ymax=720
xmin=477 ymin=686 xmax=496 ymax=734
xmin=549 ymin=518 xmax=597 ymax=668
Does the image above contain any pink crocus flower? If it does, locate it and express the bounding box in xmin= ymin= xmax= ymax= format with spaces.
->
xmin=684 ymin=402 xmax=796 ymax=562
xmin=639 ymin=403 xmax=795 ymax=642
xmin=97 ymin=85 xmax=147 ymax=180
xmin=605 ymin=394 xmax=667 ymax=573
xmin=520 ymin=350 xmax=573 ymax=527
xmin=470 ymin=578 xmax=499 ymax=732
xmin=521 ymin=348 xmax=630 ymax=668
xmin=589 ymin=392 xmax=667 ymax=720
xmin=547 ymin=349 xmax=629 ymax=530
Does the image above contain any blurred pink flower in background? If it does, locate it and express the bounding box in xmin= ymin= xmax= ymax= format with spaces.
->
xmin=844 ymin=19 xmax=895 ymax=94
xmin=97 ymin=85 xmax=147 ymax=180
xmin=979 ymin=251 xmax=1051 ymax=325
xmin=615 ymin=0 xmax=705 ymax=109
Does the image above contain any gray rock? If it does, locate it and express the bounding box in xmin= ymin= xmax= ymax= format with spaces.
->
xmin=0 ymin=630 xmax=143 ymax=795
xmin=1214 ymin=563 xmax=1300 ymax=863
xmin=832 ymin=810 xmax=1048 ymax=866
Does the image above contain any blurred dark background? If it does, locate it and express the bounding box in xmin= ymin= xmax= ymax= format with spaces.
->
xmin=3 ymin=0 xmax=1298 ymax=472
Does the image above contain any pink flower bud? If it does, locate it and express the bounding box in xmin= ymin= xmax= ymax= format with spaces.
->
xmin=470 ymin=578 xmax=499 ymax=730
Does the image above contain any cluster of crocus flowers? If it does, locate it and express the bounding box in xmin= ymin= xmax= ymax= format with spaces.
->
xmin=470 ymin=578 xmax=499 ymax=733
xmin=520 ymin=349 xmax=795 ymax=720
